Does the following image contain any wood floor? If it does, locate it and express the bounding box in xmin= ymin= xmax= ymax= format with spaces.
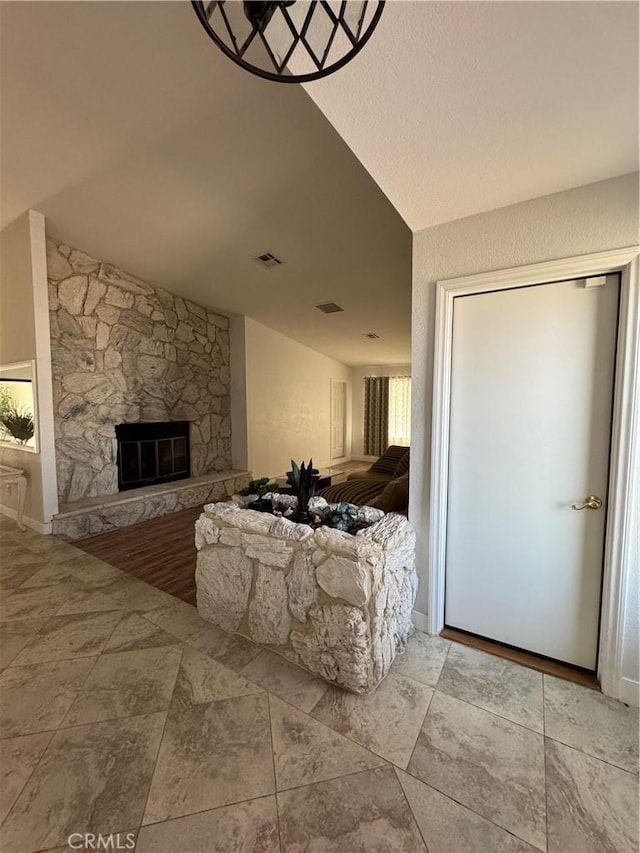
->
xmin=74 ymin=505 xmax=201 ymax=605
xmin=72 ymin=463 xmax=370 ymax=608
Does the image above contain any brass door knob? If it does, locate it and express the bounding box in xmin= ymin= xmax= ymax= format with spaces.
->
xmin=571 ymin=495 xmax=603 ymax=511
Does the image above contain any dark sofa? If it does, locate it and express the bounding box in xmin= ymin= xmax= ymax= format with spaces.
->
xmin=317 ymin=445 xmax=410 ymax=513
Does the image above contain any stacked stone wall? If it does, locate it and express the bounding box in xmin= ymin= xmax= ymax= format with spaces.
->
xmin=195 ymin=503 xmax=417 ymax=693
xmin=47 ymin=240 xmax=232 ymax=504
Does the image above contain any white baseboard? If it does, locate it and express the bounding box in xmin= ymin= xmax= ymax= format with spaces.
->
xmin=617 ymin=677 xmax=640 ymax=707
xmin=412 ymin=609 xmax=430 ymax=633
xmin=0 ymin=504 xmax=51 ymax=535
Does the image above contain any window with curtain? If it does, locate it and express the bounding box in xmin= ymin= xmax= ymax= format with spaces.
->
xmin=363 ymin=376 xmax=389 ymax=456
xmin=388 ymin=376 xmax=411 ymax=446
xmin=364 ymin=374 xmax=411 ymax=455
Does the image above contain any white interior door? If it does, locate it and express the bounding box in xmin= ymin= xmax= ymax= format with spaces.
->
xmin=445 ymin=275 xmax=619 ymax=669
xmin=331 ymin=380 xmax=347 ymax=460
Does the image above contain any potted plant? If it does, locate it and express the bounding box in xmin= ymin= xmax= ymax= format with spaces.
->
xmin=284 ymin=458 xmax=319 ymax=520
xmin=239 ymin=477 xmax=280 ymax=512
xmin=0 ymin=403 xmax=34 ymax=445
xmin=240 ymin=477 xmax=279 ymax=498
xmin=238 ymin=461 xmax=375 ymax=535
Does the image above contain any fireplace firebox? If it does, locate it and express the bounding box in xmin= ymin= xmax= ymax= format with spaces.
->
xmin=115 ymin=421 xmax=190 ymax=491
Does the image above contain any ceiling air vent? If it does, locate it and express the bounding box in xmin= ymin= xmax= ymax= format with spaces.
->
xmin=315 ymin=302 xmax=344 ymax=314
xmin=362 ymin=332 xmax=380 ymax=339
xmin=255 ymin=252 xmax=283 ymax=268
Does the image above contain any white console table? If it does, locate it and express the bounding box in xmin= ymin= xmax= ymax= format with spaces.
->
xmin=0 ymin=464 xmax=27 ymax=530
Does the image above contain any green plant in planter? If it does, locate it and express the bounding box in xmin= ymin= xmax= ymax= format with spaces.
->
xmin=286 ymin=459 xmax=319 ymax=514
xmin=239 ymin=477 xmax=278 ymax=498
xmin=0 ymin=404 xmax=34 ymax=444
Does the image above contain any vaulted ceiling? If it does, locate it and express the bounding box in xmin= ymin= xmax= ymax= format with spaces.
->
xmin=0 ymin=1 xmax=411 ymax=366
xmin=304 ymin=1 xmax=639 ymax=231
xmin=1 ymin=2 xmax=637 ymax=366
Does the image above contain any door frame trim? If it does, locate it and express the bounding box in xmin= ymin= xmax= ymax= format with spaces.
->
xmin=330 ymin=378 xmax=348 ymax=461
xmin=428 ymin=246 xmax=640 ymax=701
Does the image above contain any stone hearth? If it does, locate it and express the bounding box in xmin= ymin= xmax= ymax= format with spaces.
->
xmin=53 ymin=470 xmax=250 ymax=540
xmin=195 ymin=503 xmax=417 ymax=693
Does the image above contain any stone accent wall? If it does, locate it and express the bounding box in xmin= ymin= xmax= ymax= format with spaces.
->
xmin=195 ymin=503 xmax=417 ymax=693
xmin=47 ymin=239 xmax=232 ymax=504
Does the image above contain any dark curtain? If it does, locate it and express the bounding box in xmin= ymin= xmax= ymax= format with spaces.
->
xmin=364 ymin=376 xmax=389 ymax=456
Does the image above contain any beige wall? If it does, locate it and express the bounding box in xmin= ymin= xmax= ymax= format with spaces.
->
xmin=0 ymin=211 xmax=58 ymax=530
xmin=410 ymin=172 xmax=639 ymax=697
xmin=0 ymin=215 xmax=36 ymax=360
xmin=350 ymin=364 xmax=411 ymax=459
xmin=242 ymin=318 xmax=352 ymax=479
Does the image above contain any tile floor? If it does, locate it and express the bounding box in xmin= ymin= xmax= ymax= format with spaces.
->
xmin=0 ymin=517 xmax=638 ymax=853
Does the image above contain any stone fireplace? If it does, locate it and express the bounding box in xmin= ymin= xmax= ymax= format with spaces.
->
xmin=46 ymin=239 xmax=249 ymax=539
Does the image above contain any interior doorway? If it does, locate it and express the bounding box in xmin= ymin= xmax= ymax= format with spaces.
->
xmin=444 ymin=275 xmax=619 ymax=670
xmin=330 ymin=379 xmax=347 ymax=460
xmin=427 ymin=247 xmax=639 ymax=701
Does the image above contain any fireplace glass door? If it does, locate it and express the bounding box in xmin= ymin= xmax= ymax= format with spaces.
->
xmin=116 ymin=422 xmax=190 ymax=491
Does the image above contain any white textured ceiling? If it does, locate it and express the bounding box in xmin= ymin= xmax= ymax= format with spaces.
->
xmin=304 ymin=1 xmax=639 ymax=231
xmin=0 ymin=1 xmax=411 ymax=366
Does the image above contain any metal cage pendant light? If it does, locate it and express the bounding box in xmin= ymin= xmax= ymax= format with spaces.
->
xmin=191 ymin=1 xmax=385 ymax=83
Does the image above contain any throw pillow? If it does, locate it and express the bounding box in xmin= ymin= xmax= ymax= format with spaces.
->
xmin=370 ymin=445 xmax=409 ymax=475
xmin=372 ymin=473 xmax=409 ymax=513
xmin=393 ymin=450 xmax=410 ymax=478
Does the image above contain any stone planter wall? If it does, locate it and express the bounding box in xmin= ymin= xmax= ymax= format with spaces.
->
xmin=195 ymin=503 xmax=418 ymax=693
xmin=47 ymin=239 xmax=232 ymax=504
